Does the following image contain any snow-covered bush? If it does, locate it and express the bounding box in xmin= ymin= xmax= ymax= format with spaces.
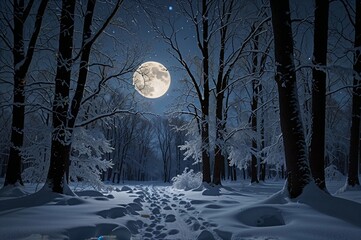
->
xmin=70 ymin=128 xmax=113 ymax=191
xmin=172 ymin=167 xmax=202 ymax=190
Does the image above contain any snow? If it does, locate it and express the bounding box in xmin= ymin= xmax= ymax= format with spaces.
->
xmin=0 ymin=178 xmax=360 ymax=240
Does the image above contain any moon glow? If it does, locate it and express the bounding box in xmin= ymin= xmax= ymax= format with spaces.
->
xmin=132 ymin=61 xmax=171 ymax=99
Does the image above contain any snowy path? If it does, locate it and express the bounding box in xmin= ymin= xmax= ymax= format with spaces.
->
xmin=122 ymin=185 xmax=217 ymax=240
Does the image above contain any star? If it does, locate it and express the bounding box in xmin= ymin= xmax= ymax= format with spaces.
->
xmin=168 ymin=6 xmax=173 ymax=11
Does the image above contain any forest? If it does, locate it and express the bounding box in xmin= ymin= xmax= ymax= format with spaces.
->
xmin=0 ymin=0 xmax=360 ymax=199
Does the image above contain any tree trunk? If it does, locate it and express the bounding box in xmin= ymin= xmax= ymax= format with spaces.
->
xmin=233 ymin=166 xmax=237 ymax=181
xmin=260 ymin=102 xmax=266 ymax=182
xmin=270 ymin=0 xmax=312 ymax=198
xmin=201 ymin=114 xmax=211 ymax=183
xmin=309 ymin=0 xmax=329 ymax=191
xmin=200 ymin=0 xmax=211 ymax=184
xmin=250 ymin=77 xmax=259 ymax=183
xmin=63 ymin=0 xmax=96 ymax=182
xmin=213 ymin=93 xmax=225 ymax=185
xmin=347 ymin=0 xmax=361 ymax=187
xmin=4 ymin=0 xmax=49 ymax=187
xmin=212 ymin=1 xmax=232 ymax=186
xmin=46 ymin=0 xmax=76 ymax=194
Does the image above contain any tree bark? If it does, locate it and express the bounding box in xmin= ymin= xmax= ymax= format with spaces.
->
xmin=250 ymin=78 xmax=259 ymax=183
xmin=309 ymin=0 xmax=329 ymax=191
xmin=347 ymin=0 xmax=361 ymax=187
xmin=64 ymin=0 xmax=97 ymax=182
xmin=260 ymin=99 xmax=266 ymax=182
xmin=4 ymin=0 xmax=49 ymax=187
xmin=46 ymin=0 xmax=76 ymax=193
xmin=250 ymin=52 xmax=260 ymax=184
xmin=270 ymin=0 xmax=312 ymax=198
xmin=200 ymin=0 xmax=211 ymax=184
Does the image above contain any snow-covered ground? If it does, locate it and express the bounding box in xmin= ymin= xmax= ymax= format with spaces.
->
xmin=0 ymin=178 xmax=360 ymax=240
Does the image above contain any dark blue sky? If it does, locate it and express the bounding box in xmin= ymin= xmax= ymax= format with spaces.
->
xmin=117 ymin=0 xmax=198 ymax=115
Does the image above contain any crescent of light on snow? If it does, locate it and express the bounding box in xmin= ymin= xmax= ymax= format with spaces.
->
xmin=132 ymin=61 xmax=171 ymax=99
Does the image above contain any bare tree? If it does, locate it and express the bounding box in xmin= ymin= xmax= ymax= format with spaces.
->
xmin=309 ymin=0 xmax=329 ymax=191
xmin=248 ymin=21 xmax=271 ymax=184
xmin=45 ymin=0 xmax=77 ymax=193
xmin=270 ymin=0 xmax=312 ymax=198
xmin=2 ymin=0 xmax=49 ymax=187
xmin=347 ymin=0 xmax=361 ymax=188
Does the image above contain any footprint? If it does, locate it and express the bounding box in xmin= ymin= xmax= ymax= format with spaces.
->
xmin=168 ymin=229 xmax=179 ymax=235
xmin=156 ymin=225 xmax=165 ymax=231
xmin=163 ymin=205 xmax=172 ymax=210
xmin=165 ymin=214 xmax=176 ymax=222
xmin=192 ymin=222 xmax=201 ymax=231
xmin=133 ymin=197 xmax=144 ymax=204
xmin=152 ymin=207 xmax=160 ymax=215
xmin=153 ymin=230 xmax=161 ymax=235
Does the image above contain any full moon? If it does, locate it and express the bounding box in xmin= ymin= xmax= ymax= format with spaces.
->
xmin=132 ymin=61 xmax=171 ymax=99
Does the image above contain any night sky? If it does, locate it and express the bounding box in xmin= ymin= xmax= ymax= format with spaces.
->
xmin=115 ymin=0 xmax=200 ymax=115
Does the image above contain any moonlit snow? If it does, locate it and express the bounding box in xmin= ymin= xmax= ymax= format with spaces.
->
xmin=0 ymin=179 xmax=360 ymax=240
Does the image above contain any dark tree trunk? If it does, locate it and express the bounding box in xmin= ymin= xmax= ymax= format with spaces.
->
xmin=213 ymin=94 xmax=225 ymax=185
xmin=64 ymin=0 xmax=97 ymax=182
xmin=46 ymin=0 xmax=76 ymax=193
xmin=221 ymin=156 xmax=226 ymax=180
xmin=309 ymin=0 xmax=329 ymax=191
xmin=201 ymin=115 xmax=211 ymax=183
xmin=270 ymin=0 xmax=312 ymax=198
xmin=213 ymin=1 xmax=233 ymax=186
xmin=260 ymin=162 xmax=266 ymax=182
xmin=249 ymin=23 xmax=269 ymax=184
xmin=5 ymin=1 xmax=26 ymax=185
xmin=4 ymin=0 xmax=49 ymax=187
xmin=260 ymin=101 xmax=266 ymax=182
xmin=347 ymin=0 xmax=361 ymax=187
xmin=233 ymin=166 xmax=237 ymax=181
xmin=250 ymin=77 xmax=259 ymax=184
xmin=201 ymin=0 xmax=211 ymax=184
xmin=213 ymin=145 xmax=223 ymax=185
